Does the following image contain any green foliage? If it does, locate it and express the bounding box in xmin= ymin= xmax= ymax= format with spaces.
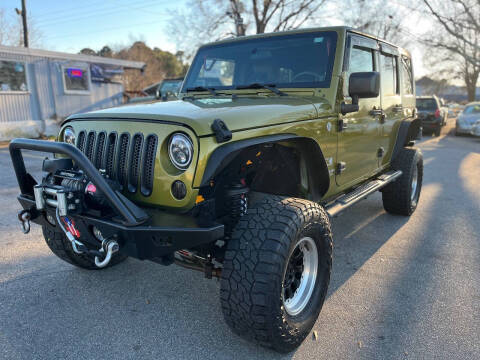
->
xmin=80 ymin=41 xmax=188 ymax=91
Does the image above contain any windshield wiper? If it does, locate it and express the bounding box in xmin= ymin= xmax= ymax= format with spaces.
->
xmin=235 ymin=83 xmax=287 ymax=96
xmin=185 ymin=86 xmax=218 ymax=96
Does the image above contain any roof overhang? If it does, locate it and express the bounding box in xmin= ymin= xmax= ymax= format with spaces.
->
xmin=0 ymin=45 xmax=145 ymax=69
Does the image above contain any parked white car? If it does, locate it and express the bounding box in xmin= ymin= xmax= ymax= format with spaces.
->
xmin=456 ymin=102 xmax=480 ymax=136
xmin=471 ymin=120 xmax=480 ymax=137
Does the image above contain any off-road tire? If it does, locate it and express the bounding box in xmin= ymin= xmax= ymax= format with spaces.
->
xmin=382 ymin=147 xmax=423 ymax=216
xmin=220 ymin=193 xmax=333 ymax=353
xmin=42 ymin=225 xmax=127 ymax=270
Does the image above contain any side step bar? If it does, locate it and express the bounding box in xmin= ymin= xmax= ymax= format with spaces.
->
xmin=325 ymin=170 xmax=402 ymax=217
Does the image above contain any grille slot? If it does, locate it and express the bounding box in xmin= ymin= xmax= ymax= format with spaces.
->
xmin=85 ymin=131 xmax=96 ymax=162
xmin=95 ymin=131 xmax=106 ymax=169
xmin=141 ymin=134 xmax=158 ymax=196
xmin=116 ymin=133 xmax=130 ymax=187
xmin=105 ymin=133 xmax=117 ymax=178
xmin=127 ymin=133 xmax=144 ymax=193
xmin=77 ymin=131 xmax=86 ymax=152
xmin=75 ymin=130 xmax=157 ymax=196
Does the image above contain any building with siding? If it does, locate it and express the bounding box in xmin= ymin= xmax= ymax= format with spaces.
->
xmin=0 ymin=45 xmax=145 ymax=140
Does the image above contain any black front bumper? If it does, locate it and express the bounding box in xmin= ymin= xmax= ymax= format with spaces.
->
xmin=10 ymin=138 xmax=224 ymax=260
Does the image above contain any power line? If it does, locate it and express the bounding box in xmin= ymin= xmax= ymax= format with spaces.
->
xmin=43 ymin=18 xmax=168 ymax=41
xmin=34 ymin=0 xmax=104 ymax=18
xmin=35 ymin=0 xmax=168 ymax=27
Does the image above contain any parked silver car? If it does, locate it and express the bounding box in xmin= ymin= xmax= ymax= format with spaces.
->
xmin=456 ymin=102 xmax=480 ymax=136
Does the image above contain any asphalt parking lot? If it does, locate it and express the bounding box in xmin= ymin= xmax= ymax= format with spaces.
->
xmin=0 ymin=119 xmax=479 ymax=360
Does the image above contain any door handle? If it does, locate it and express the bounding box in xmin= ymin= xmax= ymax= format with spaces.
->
xmin=369 ymin=109 xmax=384 ymax=116
xmin=369 ymin=108 xmax=386 ymax=123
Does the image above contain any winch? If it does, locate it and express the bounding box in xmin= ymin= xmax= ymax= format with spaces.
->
xmin=30 ymin=158 xmax=121 ymax=267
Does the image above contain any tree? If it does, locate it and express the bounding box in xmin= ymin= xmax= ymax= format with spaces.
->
xmin=340 ymin=0 xmax=415 ymax=45
xmin=422 ymin=0 xmax=480 ymax=101
xmin=79 ymin=48 xmax=96 ymax=56
xmin=167 ymin=0 xmax=327 ymax=58
xmin=98 ymin=45 xmax=113 ymax=58
xmin=0 ymin=8 xmax=42 ymax=48
xmin=0 ymin=9 xmax=43 ymax=48
xmin=114 ymin=41 xmax=187 ymax=91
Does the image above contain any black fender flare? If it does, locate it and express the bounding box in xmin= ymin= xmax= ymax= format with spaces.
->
xmin=391 ymin=117 xmax=421 ymax=161
xmin=199 ymin=134 xmax=330 ymax=199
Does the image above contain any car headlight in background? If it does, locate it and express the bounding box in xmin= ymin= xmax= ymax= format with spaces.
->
xmin=63 ymin=127 xmax=76 ymax=145
xmin=168 ymin=133 xmax=193 ymax=170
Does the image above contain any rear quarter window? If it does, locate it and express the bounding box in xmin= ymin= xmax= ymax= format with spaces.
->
xmin=401 ymin=57 xmax=413 ymax=95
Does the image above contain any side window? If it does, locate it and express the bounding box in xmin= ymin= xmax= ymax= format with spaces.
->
xmin=348 ymin=46 xmax=374 ymax=75
xmin=380 ymin=53 xmax=399 ymax=96
xmin=401 ymin=56 xmax=413 ymax=95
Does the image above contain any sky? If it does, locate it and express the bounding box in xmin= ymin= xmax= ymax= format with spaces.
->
xmin=1 ymin=0 xmax=429 ymax=78
xmin=1 ymin=0 xmax=182 ymax=53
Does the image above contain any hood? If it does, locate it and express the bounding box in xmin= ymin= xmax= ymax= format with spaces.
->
xmin=67 ymin=96 xmax=325 ymax=136
xmin=458 ymin=113 xmax=480 ymax=125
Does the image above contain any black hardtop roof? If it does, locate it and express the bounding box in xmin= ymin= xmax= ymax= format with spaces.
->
xmin=200 ymin=26 xmax=411 ymax=58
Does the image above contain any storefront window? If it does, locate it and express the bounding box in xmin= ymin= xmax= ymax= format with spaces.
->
xmin=0 ymin=60 xmax=28 ymax=92
xmin=63 ymin=66 xmax=90 ymax=93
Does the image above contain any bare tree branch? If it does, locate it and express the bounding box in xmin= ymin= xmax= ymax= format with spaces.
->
xmin=422 ymin=0 xmax=480 ymax=100
xmin=167 ymin=0 xmax=328 ymax=58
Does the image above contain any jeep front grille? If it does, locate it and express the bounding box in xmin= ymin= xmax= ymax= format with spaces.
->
xmin=76 ymin=130 xmax=158 ymax=196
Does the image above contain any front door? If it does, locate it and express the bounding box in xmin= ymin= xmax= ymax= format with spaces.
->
xmin=336 ymin=35 xmax=381 ymax=187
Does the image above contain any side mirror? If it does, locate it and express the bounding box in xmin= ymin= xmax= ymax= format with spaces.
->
xmin=341 ymin=71 xmax=380 ymax=115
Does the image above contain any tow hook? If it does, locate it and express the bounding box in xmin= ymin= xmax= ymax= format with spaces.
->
xmin=18 ymin=210 xmax=31 ymax=234
xmin=94 ymin=239 xmax=119 ymax=268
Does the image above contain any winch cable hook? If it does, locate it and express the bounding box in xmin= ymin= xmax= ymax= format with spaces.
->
xmin=55 ymin=208 xmax=118 ymax=267
xmin=94 ymin=239 xmax=119 ymax=268
xmin=18 ymin=210 xmax=31 ymax=234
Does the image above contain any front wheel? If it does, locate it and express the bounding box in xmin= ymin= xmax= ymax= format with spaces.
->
xmin=382 ymin=147 xmax=423 ymax=216
xmin=220 ymin=193 xmax=333 ymax=353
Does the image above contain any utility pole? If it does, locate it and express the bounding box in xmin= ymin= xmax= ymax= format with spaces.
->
xmin=227 ymin=0 xmax=245 ymax=37
xmin=15 ymin=0 xmax=28 ymax=47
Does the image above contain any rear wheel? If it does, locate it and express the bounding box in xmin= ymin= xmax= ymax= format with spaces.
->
xmin=382 ymin=147 xmax=423 ymax=216
xmin=434 ymin=125 xmax=441 ymax=137
xmin=220 ymin=193 xmax=332 ymax=353
xmin=42 ymin=225 xmax=127 ymax=270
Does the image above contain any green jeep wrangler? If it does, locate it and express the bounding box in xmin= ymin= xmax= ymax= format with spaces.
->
xmin=10 ymin=26 xmax=422 ymax=352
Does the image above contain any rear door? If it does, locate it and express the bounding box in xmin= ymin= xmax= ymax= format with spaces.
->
xmin=336 ymin=34 xmax=382 ymax=187
xmin=378 ymin=44 xmax=402 ymax=168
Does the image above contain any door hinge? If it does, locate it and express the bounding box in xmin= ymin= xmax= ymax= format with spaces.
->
xmin=336 ymin=162 xmax=346 ymax=175
xmin=338 ymin=119 xmax=348 ymax=132
xmin=377 ymin=147 xmax=385 ymax=158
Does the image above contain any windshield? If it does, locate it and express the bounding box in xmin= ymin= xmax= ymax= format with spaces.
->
xmin=463 ymin=104 xmax=480 ymax=114
xmin=416 ymin=98 xmax=437 ymax=110
xmin=182 ymin=31 xmax=337 ymax=91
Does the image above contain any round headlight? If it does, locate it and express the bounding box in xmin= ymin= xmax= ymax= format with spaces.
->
xmin=63 ymin=127 xmax=76 ymax=145
xmin=168 ymin=133 xmax=193 ymax=170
